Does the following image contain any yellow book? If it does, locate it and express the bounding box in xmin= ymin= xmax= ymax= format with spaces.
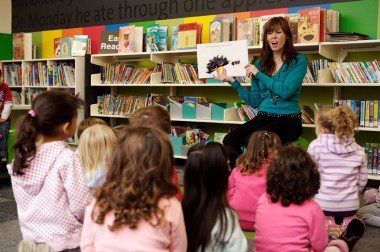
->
xmin=374 ymin=100 xmax=378 ymax=128
xmin=177 ymin=30 xmax=197 ymax=49
xmin=365 ymin=101 xmax=370 ymax=127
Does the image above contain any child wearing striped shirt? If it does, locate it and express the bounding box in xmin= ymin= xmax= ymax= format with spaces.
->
xmin=308 ymin=106 xmax=367 ymax=239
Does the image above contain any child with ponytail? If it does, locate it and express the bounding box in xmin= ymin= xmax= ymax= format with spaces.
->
xmin=308 ymin=106 xmax=367 ymax=238
xmin=228 ymin=131 xmax=281 ymax=231
xmin=8 ymin=91 xmax=89 ymax=251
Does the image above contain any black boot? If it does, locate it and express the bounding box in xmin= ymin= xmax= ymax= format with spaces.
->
xmin=339 ymin=218 xmax=365 ymax=251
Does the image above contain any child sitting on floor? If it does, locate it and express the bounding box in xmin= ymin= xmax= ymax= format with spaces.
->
xmin=228 ymin=131 xmax=281 ymax=231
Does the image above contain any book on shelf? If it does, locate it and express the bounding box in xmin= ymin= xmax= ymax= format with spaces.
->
xmin=13 ymin=33 xmax=32 ymax=60
xmin=54 ymin=38 xmax=61 ymax=57
xmin=298 ymin=8 xmax=320 ymax=43
xmin=327 ymin=60 xmax=380 ymax=83
xmin=177 ymin=23 xmax=198 ymax=50
xmin=134 ymin=27 xmax=144 ymax=53
xmin=98 ymin=31 xmax=119 ymax=54
xmin=22 ymin=88 xmax=44 ymax=105
xmin=101 ymin=64 xmax=152 ymax=84
xmin=210 ymin=20 xmax=222 ymax=43
xmin=72 ymin=35 xmax=88 ymax=56
xmin=97 ymin=94 xmax=150 ymax=116
xmin=300 ymin=105 xmax=315 ymax=124
xmin=158 ymin=26 xmax=169 ymax=51
xmin=11 ymin=91 xmax=22 ymax=104
xmin=146 ymin=24 xmax=160 ymax=52
xmin=171 ymin=26 xmax=178 ymax=50
xmin=334 ymin=99 xmax=380 ymax=128
xmin=365 ymin=143 xmax=380 ymax=175
xmin=167 ymin=96 xmax=184 ymax=106
xmin=86 ymin=38 xmax=92 ymax=54
xmin=118 ymin=25 xmax=135 ymax=53
xmin=303 ymin=59 xmax=331 ymax=83
xmin=327 ymin=32 xmax=369 ymax=42
xmin=60 ymin=37 xmax=72 ymax=58
xmin=285 ymin=13 xmax=299 ymax=43
xmin=236 ymin=19 xmax=254 ymax=46
xmin=159 ymin=62 xmax=201 ymax=84
xmin=2 ymin=63 xmax=22 ymax=86
xmin=214 ymin=132 xmax=228 ymax=144
xmin=213 ymin=16 xmax=237 ymax=41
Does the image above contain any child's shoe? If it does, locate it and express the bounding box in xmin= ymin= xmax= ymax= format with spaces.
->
xmin=18 ymin=240 xmax=37 ymax=252
xmin=325 ymin=216 xmax=343 ymax=239
xmin=341 ymin=215 xmax=356 ymax=232
xmin=339 ymin=218 xmax=365 ymax=251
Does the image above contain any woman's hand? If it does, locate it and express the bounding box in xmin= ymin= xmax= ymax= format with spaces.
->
xmin=245 ymin=64 xmax=259 ymax=77
xmin=213 ymin=67 xmax=234 ymax=83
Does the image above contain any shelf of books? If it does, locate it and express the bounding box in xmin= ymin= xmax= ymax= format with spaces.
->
xmin=1 ymin=57 xmax=85 ymax=143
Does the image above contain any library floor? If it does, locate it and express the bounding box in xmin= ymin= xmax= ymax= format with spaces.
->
xmin=0 ymin=178 xmax=379 ymax=252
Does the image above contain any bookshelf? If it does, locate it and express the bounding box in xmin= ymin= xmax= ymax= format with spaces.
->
xmin=90 ymin=40 xmax=380 ymax=180
xmin=0 ymin=57 xmax=86 ymax=144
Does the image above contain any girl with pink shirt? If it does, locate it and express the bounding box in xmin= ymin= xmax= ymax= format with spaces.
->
xmin=80 ymin=127 xmax=187 ymax=252
xmin=228 ymin=131 xmax=281 ymax=231
xmin=254 ymin=146 xmax=364 ymax=252
xmin=8 ymin=91 xmax=89 ymax=251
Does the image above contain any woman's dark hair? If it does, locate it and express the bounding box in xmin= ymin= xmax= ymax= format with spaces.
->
xmin=260 ymin=17 xmax=298 ymax=75
xmin=182 ymin=142 xmax=233 ymax=252
xmin=236 ymin=131 xmax=281 ymax=174
xmin=13 ymin=91 xmax=84 ymax=175
xmin=266 ymin=146 xmax=320 ymax=206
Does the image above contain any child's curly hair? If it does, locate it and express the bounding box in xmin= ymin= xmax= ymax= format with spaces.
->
xmin=236 ymin=131 xmax=281 ymax=174
xmin=92 ymin=126 xmax=177 ymax=231
xmin=316 ymin=106 xmax=357 ymax=141
xmin=266 ymin=146 xmax=320 ymax=207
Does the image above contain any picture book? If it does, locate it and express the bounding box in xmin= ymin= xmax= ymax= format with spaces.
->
xmin=178 ymin=23 xmax=198 ymax=50
xmin=54 ymin=38 xmax=61 ymax=58
xmin=13 ymin=33 xmax=32 ymax=60
xmin=260 ymin=14 xmax=285 ymax=45
xmin=237 ymin=19 xmax=254 ymax=46
xmin=72 ymin=35 xmax=88 ymax=56
xmin=134 ymin=27 xmax=144 ymax=53
xmin=213 ymin=16 xmax=237 ymax=41
xmin=298 ymin=7 xmax=320 ymax=43
xmin=146 ymin=24 xmax=160 ymax=52
xmin=60 ymin=37 xmax=72 ymax=58
xmin=118 ymin=25 xmax=135 ymax=53
xmin=99 ymin=31 xmax=119 ymax=54
xmin=171 ymin=26 xmax=178 ymax=50
xmin=253 ymin=18 xmax=261 ymax=46
xmin=210 ymin=20 xmax=222 ymax=43
xmin=285 ymin=14 xmax=299 ymax=44
xmin=197 ymin=40 xmax=249 ymax=78
xmin=158 ymin=25 xmax=168 ymax=51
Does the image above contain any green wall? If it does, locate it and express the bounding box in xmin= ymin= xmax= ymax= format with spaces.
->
xmin=0 ymin=33 xmax=12 ymax=60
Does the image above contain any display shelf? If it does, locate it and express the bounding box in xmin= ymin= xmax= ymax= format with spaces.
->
xmin=302 ymin=124 xmax=380 ymax=132
xmin=319 ymin=39 xmax=380 ymax=62
xmin=12 ymin=104 xmax=32 ymax=110
xmin=368 ymin=174 xmax=380 ymax=181
xmin=9 ymin=86 xmax=23 ymax=88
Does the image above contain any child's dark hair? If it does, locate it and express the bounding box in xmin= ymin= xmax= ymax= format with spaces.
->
xmin=236 ymin=131 xmax=281 ymax=174
xmin=93 ymin=126 xmax=177 ymax=231
xmin=13 ymin=91 xmax=84 ymax=175
xmin=77 ymin=117 xmax=108 ymax=139
xmin=266 ymin=146 xmax=320 ymax=207
xmin=129 ymin=106 xmax=171 ymax=133
xmin=182 ymin=142 xmax=233 ymax=252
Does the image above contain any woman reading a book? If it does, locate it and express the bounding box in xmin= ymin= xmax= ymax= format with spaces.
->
xmin=214 ymin=17 xmax=307 ymax=167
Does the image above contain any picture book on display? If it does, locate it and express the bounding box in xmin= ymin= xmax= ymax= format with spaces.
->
xmin=171 ymin=26 xmax=178 ymax=50
xmin=118 ymin=25 xmax=135 ymax=53
xmin=12 ymin=33 xmax=32 ymax=60
xmin=99 ymin=31 xmax=119 ymax=54
xmin=237 ymin=19 xmax=254 ymax=46
xmin=285 ymin=14 xmax=299 ymax=43
xmin=60 ymin=37 xmax=72 ymax=58
xmin=210 ymin=20 xmax=222 ymax=43
xmin=158 ymin=26 xmax=169 ymax=51
xmin=197 ymin=40 xmax=249 ymax=79
xmin=298 ymin=7 xmax=320 ymax=43
xmin=72 ymin=35 xmax=88 ymax=56
xmin=146 ymin=24 xmax=160 ymax=52
xmin=177 ymin=23 xmax=199 ymax=50
xmin=54 ymin=38 xmax=61 ymax=58
xmin=134 ymin=27 xmax=144 ymax=53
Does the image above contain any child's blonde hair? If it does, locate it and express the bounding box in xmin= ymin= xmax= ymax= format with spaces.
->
xmin=78 ymin=124 xmax=117 ymax=182
xmin=316 ymin=106 xmax=357 ymax=141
